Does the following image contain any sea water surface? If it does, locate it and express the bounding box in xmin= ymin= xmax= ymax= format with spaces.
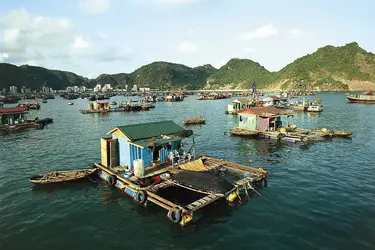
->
xmin=0 ymin=93 xmax=374 ymax=250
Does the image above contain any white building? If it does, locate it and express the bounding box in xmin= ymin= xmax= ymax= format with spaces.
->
xmin=94 ymin=84 xmax=102 ymax=92
xmin=9 ymin=86 xmax=18 ymax=94
xmin=101 ymin=84 xmax=112 ymax=92
xmin=42 ymin=86 xmax=50 ymax=93
xmin=132 ymin=85 xmax=138 ymax=92
xmin=139 ymin=87 xmax=150 ymax=92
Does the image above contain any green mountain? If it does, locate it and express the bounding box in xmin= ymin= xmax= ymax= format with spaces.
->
xmin=129 ymin=62 xmax=217 ymax=90
xmin=0 ymin=63 xmax=91 ymax=91
xmin=205 ymin=59 xmax=273 ymax=89
xmin=1 ymin=42 xmax=374 ymax=91
xmin=207 ymin=42 xmax=375 ymax=91
xmin=0 ymin=62 xmax=217 ymax=91
xmin=270 ymin=42 xmax=375 ymax=91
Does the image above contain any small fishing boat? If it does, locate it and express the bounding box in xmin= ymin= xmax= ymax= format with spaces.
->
xmin=307 ymin=104 xmax=323 ymax=112
xmin=183 ymin=116 xmax=206 ymax=125
xmin=29 ymin=168 xmax=97 ymax=184
xmin=109 ymin=101 xmax=117 ymax=105
xmin=68 ymin=102 xmax=74 ymax=105
xmin=42 ymin=99 xmax=47 ymax=103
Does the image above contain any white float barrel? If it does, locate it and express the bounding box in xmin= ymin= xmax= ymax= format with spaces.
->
xmin=133 ymin=159 xmax=144 ymax=178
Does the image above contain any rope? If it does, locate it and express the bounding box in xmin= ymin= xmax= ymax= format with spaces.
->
xmin=247 ymin=182 xmax=275 ymax=205
xmin=86 ymin=173 xmax=98 ymax=183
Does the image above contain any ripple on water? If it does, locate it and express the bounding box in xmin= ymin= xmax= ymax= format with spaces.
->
xmin=0 ymin=93 xmax=375 ymax=250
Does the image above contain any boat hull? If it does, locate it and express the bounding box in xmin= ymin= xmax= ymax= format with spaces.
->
xmin=29 ymin=169 xmax=97 ymax=184
xmin=346 ymin=95 xmax=375 ymax=104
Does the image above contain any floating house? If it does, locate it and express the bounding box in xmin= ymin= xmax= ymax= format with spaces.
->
xmin=262 ymin=96 xmax=281 ymax=107
xmin=163 ymin=95 xmax=184 ymax=102
xmin=225 ymin=98 xmax=254 ymax=114
xmin=0 ymin=106 xmax=52 ymax=131
xmin=230 ymin=107 xmax=345 ymax=142
xmin=102 ymin=120 xmax=193 ymax=169
xmin=0 ymin=106 xmax=28 ymax=126
xmin=89 ymin=102 xmax=110 ymax=111
xmin=237 ymin=107 xmax=290 ymax=132
xmin=94 ymin=120 xmax=268 ymax=226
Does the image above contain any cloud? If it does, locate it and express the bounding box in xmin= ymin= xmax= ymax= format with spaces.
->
xmin=0 ymin=9 xmax=73 ymax=54
xmin=289 ymin=28 xmax=302 ymax=36
xmin=177 ymin=41 xmax=199 ymax=54
xmin=0 ymin=53 xmax=9 ymax=62
xmin=0 ymin=8 xmax=132 ymax=67
xmin=244 ymin=48 xmax=253 ymax=54
xmin=240 ymin=24 xmax=279 ymax=41
xmin=70 ymin=36 xmax=92 ymax=55
xmin=78 ymin=0 xmax=110 ymax=14
xmin=153 ymin=0 xmax=201 ymax=5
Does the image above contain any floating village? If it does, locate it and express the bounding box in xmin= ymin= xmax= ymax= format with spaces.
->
xmin=1 ymin=85 xmax=373 ymax=226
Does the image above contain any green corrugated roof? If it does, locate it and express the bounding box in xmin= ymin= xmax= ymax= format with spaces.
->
xmin=115 ymin=120 xmax=190 ymax=141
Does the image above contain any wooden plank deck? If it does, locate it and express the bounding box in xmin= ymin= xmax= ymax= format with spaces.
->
xmin=185 ymin=194 xmax=224 ymax=212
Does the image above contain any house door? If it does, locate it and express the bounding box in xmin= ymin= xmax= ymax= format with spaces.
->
xmin=101 ymin=138 xmax=118 ymax=168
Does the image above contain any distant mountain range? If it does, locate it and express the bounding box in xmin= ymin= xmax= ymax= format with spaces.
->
xmin=1 ymin=42 xmax=374 ymax=92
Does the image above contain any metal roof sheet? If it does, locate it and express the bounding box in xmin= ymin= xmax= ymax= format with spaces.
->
xmin=113 ymin=120 xmax=191 ymax=141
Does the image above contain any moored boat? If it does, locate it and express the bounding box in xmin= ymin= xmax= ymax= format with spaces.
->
xmin=307 ymin=104 xmax=323 ymax=112
xmin=183 ymin=116 xmax=206 ymax=125
xmin=29 ymin=168 xmax=97 ymax=184
xmin=345 ymin=90 xmax=375 ymax=104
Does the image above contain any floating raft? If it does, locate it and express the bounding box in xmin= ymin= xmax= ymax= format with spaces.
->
xmin=229 ymin=128 xmax=261 ymax=137
xmin=93 ymin=156 xmax=268 ymax=226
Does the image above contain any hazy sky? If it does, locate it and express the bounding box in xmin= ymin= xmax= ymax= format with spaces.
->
xmin=0 ymin=0 xmax=374 ymax=78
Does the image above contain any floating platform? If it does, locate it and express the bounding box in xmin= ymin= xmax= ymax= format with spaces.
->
xmin=93 ymin=156 xmax=268 ymax=226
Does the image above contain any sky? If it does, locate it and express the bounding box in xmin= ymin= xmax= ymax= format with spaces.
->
xmin=0 ymin=0 xmax=374 ymax=78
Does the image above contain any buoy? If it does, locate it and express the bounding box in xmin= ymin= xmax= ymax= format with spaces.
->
xmin=180 ymin=213 xmax=193 ymax=226
xmin=168 ymin=207 xmax=182 ymax=223
xmin=279 ymin=127 xmax=287 ymax=133
xmin=227 ymin=191 xmax=238 ymax=202
xmin=135 ymin=190 xmax=147 ymax=204
xmin=107 ymin=175 xmax=117 ymax=186
xmin=321 ymin=128 xmax=328 ymax=133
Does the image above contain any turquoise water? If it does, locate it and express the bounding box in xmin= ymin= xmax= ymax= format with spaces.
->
xmin=1 ymin=93 xmax=374 ymax=249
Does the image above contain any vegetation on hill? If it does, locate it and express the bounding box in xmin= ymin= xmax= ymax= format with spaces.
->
xmin=0 ymin=63 xmax=91 ymax=91
xmin=205 ymin=59 xmax=273 ymax=89
xmin=270 ymin=42 xmax=375 ymax=90
xmin=1 ymin=42 xmax=374 ymax=91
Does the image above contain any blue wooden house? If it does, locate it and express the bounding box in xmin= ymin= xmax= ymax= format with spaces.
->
xmin=100 ymin=120 xmax=193 ymax=169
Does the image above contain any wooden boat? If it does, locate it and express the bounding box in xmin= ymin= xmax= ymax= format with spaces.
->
xmin=183 ymin=116 xmax=206 ymax=125
xmin=229 ymin=128 xmax=260 ymax=137
xmin=331 ymin=130 xmax=353 ymax=137
xmin=295 ymin=128 xmax=353 ymax=138
xmin=29 ymin=168 xmax=97 ymax=184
